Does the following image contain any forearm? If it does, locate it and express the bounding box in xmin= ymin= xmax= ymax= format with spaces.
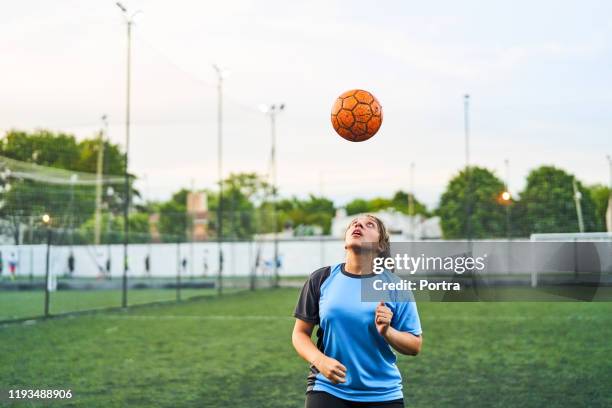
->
xmin=382 ymin=327 xmax=422 ymax=355
xmin=292 ymin=330 xmax=325 ymax=365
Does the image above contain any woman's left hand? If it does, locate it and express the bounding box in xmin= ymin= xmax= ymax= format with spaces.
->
xmin=375 ymin=301 xmax=393 ymax=335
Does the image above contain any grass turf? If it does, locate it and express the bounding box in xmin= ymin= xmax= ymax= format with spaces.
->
xmin=1 ymin=288 xmax=611 ymax=407
xmin=0 ymin=289 xmax=233 ymax=321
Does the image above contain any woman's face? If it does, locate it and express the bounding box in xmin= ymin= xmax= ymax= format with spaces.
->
xmin=345 ymin=215 xmax=380 ymax=253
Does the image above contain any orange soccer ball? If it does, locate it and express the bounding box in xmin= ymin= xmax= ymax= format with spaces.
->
xmin=331 ymin=89 xmax=383 ymax=142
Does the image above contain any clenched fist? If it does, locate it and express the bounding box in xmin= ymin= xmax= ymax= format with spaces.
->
xmin=375 ymin=301 xmax=393 ymax=335
xmin=313 ymin=355 xmax=347 ymax=384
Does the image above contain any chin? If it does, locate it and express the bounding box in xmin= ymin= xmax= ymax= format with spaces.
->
xmin=345 ymin=240 xmax=376 ymax=253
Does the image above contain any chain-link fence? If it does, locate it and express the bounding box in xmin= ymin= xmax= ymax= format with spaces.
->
xmin=0 ymin=225 xmax=285 ymax=323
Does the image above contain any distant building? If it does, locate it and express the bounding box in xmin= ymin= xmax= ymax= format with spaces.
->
xmin=331 ymin=208 xmax=442 ymax=240
xmin=148 ymin=213 xmax=161 ymax=242
xmin=187 ymin=192 xmax=209 ymax=241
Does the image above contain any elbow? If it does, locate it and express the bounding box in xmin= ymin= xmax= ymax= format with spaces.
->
xmin=291 ymin=319 xmax=315 ymax=354
xmin=401 ymin=348 xmax=419 ymax=356
xmin=406 ymin=336 xmax=422 ymax=356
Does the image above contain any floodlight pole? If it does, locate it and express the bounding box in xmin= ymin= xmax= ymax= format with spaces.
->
xmin=464 ymin=94 xmax=472 ymax=242
xmin=43 ymin=215 xmax=51 ymax=317
xmin=213 ymin=65 xmax=225 ymax=295
xmin=606 ymin=155 xmax=612 ymax=232
xmin=116 ymin=2 xmax=139 ymax=308
xmin=573 ymin=178 xmax=585 ymax=233
xmin=409 ymin=162 xmax=415 ymax=240
xmin=94 ymin=115 xmax=108 ymax=246
xmin=263 ymin=104 xmax=285 ymax=288
xmin=505 ymin=158 xmax=511 ymax=240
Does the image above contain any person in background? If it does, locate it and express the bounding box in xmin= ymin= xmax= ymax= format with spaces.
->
xmin=67 ymin=252 xmax=75 ymax=277
xmin=8 ymin=251 xmax=17 ymax=281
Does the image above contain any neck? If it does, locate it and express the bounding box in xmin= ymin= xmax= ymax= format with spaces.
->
xmin=345 ymin=250 xmax=375 ymax=275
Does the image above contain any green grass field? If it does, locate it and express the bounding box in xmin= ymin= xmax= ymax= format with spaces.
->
xmin=0 ymin=288 xmax=244 ymax=321
xmin=1 ymin=288 xmax=611 ymax=407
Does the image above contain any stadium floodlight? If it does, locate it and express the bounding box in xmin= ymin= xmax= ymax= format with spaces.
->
xmin=260 ymin=103 xmax=286 ymax=288
xmin=212 ymin=63 xmax=229 ymax=295
xmin=464 ymin=94 xmax=472 ymax=242
xmin=115 ymin=2 xmax=143 ymax=308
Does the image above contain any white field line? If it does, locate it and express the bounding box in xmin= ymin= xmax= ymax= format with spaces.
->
xmin=96 ymin=315 xmax=294 ymax=321
xmin=91 ymin=314 xmax=608 ymax=322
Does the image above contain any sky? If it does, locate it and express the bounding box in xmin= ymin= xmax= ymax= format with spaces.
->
xmin=1 ymin=0 xmax=611 ymax=209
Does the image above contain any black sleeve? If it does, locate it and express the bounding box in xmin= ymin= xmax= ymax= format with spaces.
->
xmin=293 ymin=266 xmax=331 ymax=325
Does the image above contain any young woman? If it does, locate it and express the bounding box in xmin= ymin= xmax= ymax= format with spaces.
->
xmin=292 ymin=215 xmax=422 ymax=408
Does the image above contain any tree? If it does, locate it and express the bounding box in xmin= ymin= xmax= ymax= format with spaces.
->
xmin=0 ymin=129 xmax=132 ymax=243
xmin=518 ymin=166 xmax=599 ymax=234
xmin=210 ymin=173 xmax=270 ymax=239
xmin=438 ymin=166 xmax=507 ymax=239
xmin=157 ymin=189 xmax=189 ymax=242
xmin=587 ymin=184 xmax=610 ymax=231
xmin=345 ymin=199 xmax=370 ymax=215
xmin=276 ymin=195 xmax=335 ymax=234
xmin=1 ymin=129 xmax=80 ymax=167
xmin=78 ymin=212 xmax=151 ymax=244
xmin=368 ymin=197 xmax=393 ymax=212
xmin=345 ymin=191 xmax=430 ymax=217
xmin=158 ymin=173 xmax=272 ymax=241
xmin=390 ymin=190 xmax=430 ymax=217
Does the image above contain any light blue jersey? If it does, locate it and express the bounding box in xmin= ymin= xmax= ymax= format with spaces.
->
xmin=294 ymin=263 xmax=422 ymax=402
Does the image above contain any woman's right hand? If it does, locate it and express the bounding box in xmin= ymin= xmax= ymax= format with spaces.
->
xmin=313 ymin=355 xmax=347 ymax=384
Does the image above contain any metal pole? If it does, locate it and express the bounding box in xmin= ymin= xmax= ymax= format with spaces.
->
xmin=190 ymin=179 xmax=195 ymax=280
xmin=249 ymin=240 xmax=255 ymax=291
xmin=573 ymin=178 xmax=585 ymax=233
xmin=505 ymin=158 xmax=510 ymax=239
xmin=464 ymin=94 xmax=472 ymax=241
xmin=44 ymin=227 xmax=51 ymax=317
xmin=29 ymin=216 xmax=34 ymax=283
xmin=214 ymin=65 xmax=224 ymax=296
xmin=606 ymin=155 xmax=612 ymax=232
xmin=176 ymin=241 xmax=181 ymax=301
xmin=122 ymin=19 xmax=132 ymax=308
xmin=409 ymin=161 xmax=415 ymax=239
xmin=271 ymin=112 xmax=279 ymax=288
xmin=94 ymin=115 xmax=107 ymax=245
